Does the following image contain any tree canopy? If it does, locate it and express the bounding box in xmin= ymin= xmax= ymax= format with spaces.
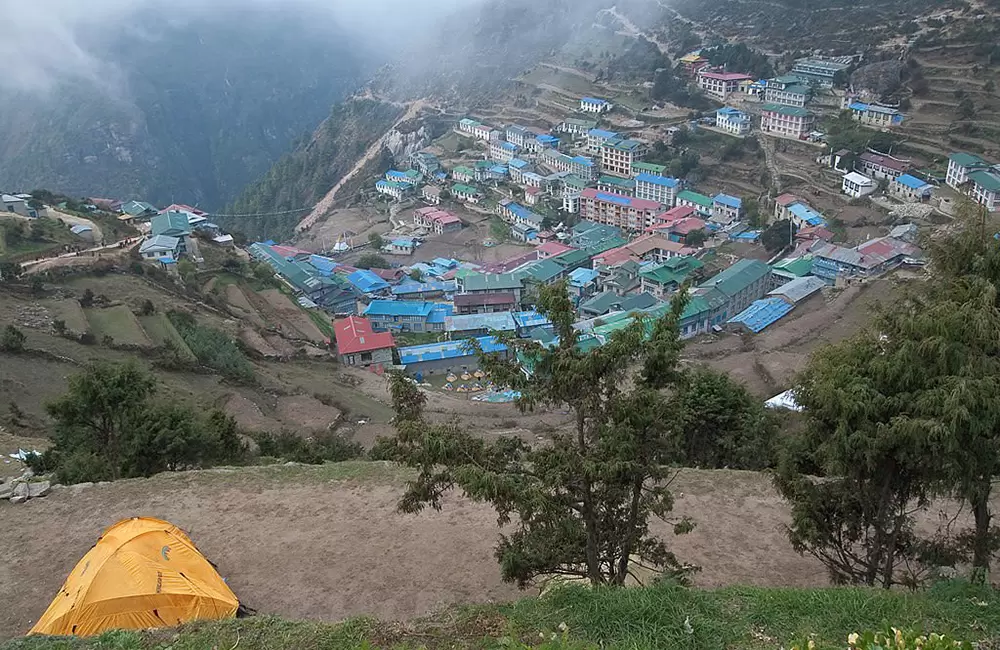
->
xmin=377 ymin=281 xmax=771 ymax=587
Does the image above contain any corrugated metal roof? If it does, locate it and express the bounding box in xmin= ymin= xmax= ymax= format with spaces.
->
xmin=768 ymin=276 xmax=825 ymax=303
xmin=728 ymin=298 xmax=794 ymax=333
xmin=445 ymin=312 xmax=517 ymax=333
xmin=398 ymin=336 xmax=507 ymax=365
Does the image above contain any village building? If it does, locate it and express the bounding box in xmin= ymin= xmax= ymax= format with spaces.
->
xmin=508 ymin=158 xmax=532 ymax=184
xmin=505 ymin=125 xmax=531 ymax=148
xmin=1 ymin=193 xmax=30 ymax=217
xmin=458 ymin=118 xmax=481 ymax=135
xmin=397 ymin=336 xmax=508 ymax=377
xmin=844 ymin=98 xmax=904 ymax=128
xmin=150 ymin=212 xmax=191 ymax=254
xmin=580 ymin=96 xmax=612 ymax=114
xmin=763 ymin=75 xmax=812 ymax=107
xmin=698 ymin=69 xmax=754 ymax=100
xmin=601 ymin=139 xmax=646 ymax=178
xmin=555 ymin=118 xmax=598 ymax=136
xmin=634 ymin=173 xmax=680 ymax=207
xmin=679 ymin=52 xmax=709 ymax=75
xmin=454 ymin=292 xmax=517 ymax=315
xmin=523 ymin=186 xmax=542 ymax=206
xmin=375 ymin=180 xmax=410 ymax=200
xmin=120 ymin=200 xmax=158 ymax=220
xmin=760 ymin=104 xmax=815 ymax=139
xmin=889 ymin=174 xmax=934 ymax=203
xmin=334 ymin=316 xmax=395 ymax=368
xmin=715 ymin=107 xmax=752 ymax=135
xmin=675 ymin=190 xmax=714 ymax=218
xmin=842 ymin=171 xmax=877 ymax=198
xmin=413 ymin=206 xmax=462 ymax=234
xmin=489 ymin=140 xmax=520 ymax=163
xmin=409 ymin=151 xmax=441 ymax=176
xmin=421 ymin=185 xmax=442 ymax=205
xmin=539 ymin=149 xmax=597 ymax=180
xmin=639 ymin=255 xmax=704 ymax=298
xmin=363 ymin=301 xmax=450 ymax=333
xmin=712 ymin=194 xmax=743 ymax=224
xmin=946 ymin=152 xmax=1000 ymax=212
xmin=579 ymin=188 xmax=662 ymax=232
xmin=387 ymin=237 xmax=417 ymax=256
xmin=456 ymin=272 xmax=526 ymax=302
xmin=452 ymin=166 xmax=476 ymax=184
xmin=597 ymin=175 xmax=636 ymax=196
xmin=631 ymin=161 xmax=668 ymax=177
xmin=525 ymin=134 xmax=560 ymax=154
xmin=684 ymin=259 xmax=774 ymax=337
xmin=811 ymin=237 xmax=920 ymax=282
xmin=139 ymin=235 xmax=181 ymax=261
xmin=790 ymin=57 xmax=851 ymax=87
xmin=587 ymin=128 xmax=619 ymax=154
xmin=451 ymin=184 xmax=482 ymax=204
xmin=857 ymin=152 xmax=910 ymax=181
xmin=386 ymin=169 xmax=421 ymax=187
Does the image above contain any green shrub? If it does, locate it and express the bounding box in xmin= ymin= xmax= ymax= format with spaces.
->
xmin=0 ymin=324 xmax=26 ymax=352
xmin=167 ymin=310 xmax=255 ymax=383
xmin=252 ymin=431 xmax=364 ymax=464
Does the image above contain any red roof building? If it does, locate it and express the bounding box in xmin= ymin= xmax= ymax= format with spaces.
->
xmin=159 ymin=203 xmax=205 ymax=216
xmin=453 ymin=292 xmax=517 ymax=314
xmin=334 ymin=316 xmax=395 ymax=367
xmin=535 ymin=241 xmax=575 ymax=258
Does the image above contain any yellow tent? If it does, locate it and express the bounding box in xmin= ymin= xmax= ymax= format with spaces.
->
xmin=30 ymin=517 xmax=239 ymax=637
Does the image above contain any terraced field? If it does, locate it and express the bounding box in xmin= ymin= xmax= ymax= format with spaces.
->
xmin=84 ymin=305 xmax=151 ymax=347
xmin=138 ymin=313 xmax=196 ymax=360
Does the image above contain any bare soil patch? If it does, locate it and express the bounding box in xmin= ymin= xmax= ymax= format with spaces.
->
xmin=224 ymin=284 xmax=266 ymax=328
xmin=255 ymin=289 xmax=327 ymax=343
xmin=274 ymin=395 xmax=342 ymax=432
xmin=222 ymin=393 xmax=283 ymax=432
xmin=0 ymin=464 xmax=827 ymax=641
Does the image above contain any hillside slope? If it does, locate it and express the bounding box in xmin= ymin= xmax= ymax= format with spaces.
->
xmin=0 ymin=8 xmax=370 ymax=210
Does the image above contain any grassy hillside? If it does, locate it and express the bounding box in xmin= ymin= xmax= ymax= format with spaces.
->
xmin=4 ymin=581 xmax=997 ymax=649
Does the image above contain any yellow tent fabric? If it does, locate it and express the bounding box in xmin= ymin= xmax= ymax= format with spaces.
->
xmin=29 ymin=517 xmax=239 ymax=637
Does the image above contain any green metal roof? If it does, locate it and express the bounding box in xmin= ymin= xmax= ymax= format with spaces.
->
xmin=640 ymin=256 xmax=704 ymax=286
xmin=677 ymin=190 xmax=714 ymax=208
xmin=949 ymin=152 xmax=986 ymax=168
xmin=553 ymin=248 xmax=592 ymax=268
xmin=150 ymin=212 xmax=190 ymax=237
xmin=452 ymin=183 xmax=479 ymax=195
xmin=761 ymin=103 xmax=811 ymax=118
xmin=598 ymin=175 xmax=635 ymax=189
xmin=772 ymin=256 xmax=814 ymax=277
xmin=782 ymin=84 xmax=811 ymax=96
xmin=698 ymin=259 xmax=771 ymax=298
xmin=969 ymin=169 xmax=1000 ymax=193
xmin=460 ymin=272 xmax=524 ymax=291
xmin=453 ymin=166 xmax=475 ymax=176
xmin=632 ymin=161 xmax=667 ymax=175
xmin=525 ymin=259 xmax=565 ymax=283
xmin=563 ymin=175 xmax=591 ymax=190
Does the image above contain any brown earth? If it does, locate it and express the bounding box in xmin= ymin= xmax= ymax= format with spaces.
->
xmin=255 ymin=289 xmax=327 ymax=344
xmin=274 ymin=395 xmax=342 ymax=432
xmin=0 ymin=463 xmax=826 ymax=641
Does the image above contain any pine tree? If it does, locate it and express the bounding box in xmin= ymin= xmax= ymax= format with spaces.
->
xmin=379 ymin=282 xmax=700 ymax=587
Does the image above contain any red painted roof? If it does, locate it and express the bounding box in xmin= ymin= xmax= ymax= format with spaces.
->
xmin=334 ymin=316 xmax=395 ymax=355
xmin=525 ymin=186 xmax=541 ymax=195
xmin=536 ymin=241 xmax=574 ymax=256
xmin=670 ymin=217 xmax=708 ymax=235
xmin=859 ymin=152 xmax=910 ymax=173
xmin=699 ymin=70 xmax=754 ymax=82
xmin=775 ymin=193 xmax=802 ymax=207
xmin=655 ymin=205 xmax=696 ymax=224
xmin=795 ymin=226 xmax=835 ymax=242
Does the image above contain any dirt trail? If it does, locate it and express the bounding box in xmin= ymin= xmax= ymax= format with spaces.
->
xmin=597 ymin=7 xmax=670 ymax=56
xmin=296 ymin=99 xmax=429 ymax=234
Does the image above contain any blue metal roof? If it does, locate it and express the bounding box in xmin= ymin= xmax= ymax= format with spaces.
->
xmin=500 ymin=142 xmax=518 ymax=151
xmin=509 ymin=159 xmax=530 ymax=169
xmin=347 ymin=270 xmax=390 ymax=293
xmin=392 ymin=281 xmax=456 ymax=295
xmin=432 ymin=257 xmax=459 ymax=269
xmin=896 ymin=174 xmax=932 ymax=190
xmin=635 ymin=173 xmax=680 ymax=188
xmin=788 ymin=203 xmax=826 ymax=226
xmin=714 ymin=193 xmax=742 ymax=209
xmin=848 ymin=102 xmax=870 ymax=111
xmin=398 ymin=335 xmax=507 ymax=365
xmin=588 ymin=128 xmax=618 ymax=139
xmin=536 ymin=135 xmax=559 ymax=143
xmin=489 ymin=164 xmax=509 ymax=174
xmin=581 ymin=97 xmax=609 ymax=104
xmin=571 ymin=155 xmax=595 ymax=167
xmin=568 ymin=267 xmax=600 ymax=287
xmin=728 ymin=298 xmax=794 ymax=333
xmin=363 ymin=300 xmax=437 ymax=317
xmin=512 ymin=311 xmax=552 ymax=330
xmin=594 ymin=191 xmax=634 ymax=207
xmin=427 ymin=304 xmax=454 ymax=324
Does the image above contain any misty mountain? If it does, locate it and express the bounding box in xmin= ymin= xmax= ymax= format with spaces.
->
xmin=0 ymin=7 xmax=374 ymax=209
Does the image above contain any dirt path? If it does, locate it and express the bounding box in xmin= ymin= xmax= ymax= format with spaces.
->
xmin=0 ymin=464 xmax=830 ymax=640
xmin=597 ymin=6 xmax=670 ymax=56
xmin=296 ymin=99 xmax=428 ymax=234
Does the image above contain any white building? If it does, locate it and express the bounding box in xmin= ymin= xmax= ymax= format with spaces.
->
xmin=842 ymin=172 xmax=877 ymax=198
xmin=375 ymin=180 xmax=410 ymax=200
xmin=489 ymin=140 xmax=520 ymax=163
xmin=587 ymin=128 xmax=619 ymax=154
xmin=697 ymin=70 xmax=754 ymax=100
xmin=139 ymin=235 xmax=180 ymax=261
xmin=580 ymin=97 xmax=612 ymax=114
xmin=760 ymin=104 xmax=816 ymax=140
xmin=946 ymin=152 xmax=1000 ymax=211
xmin=715 ymin=107 xmax=752 ymax=136
xmin=634 ymin=173 xmax=680 ymax=207
xmin=889 ymin=174 xmax=934 ymax=203
xmin=505 ymin=125 xmax=531 ymax=148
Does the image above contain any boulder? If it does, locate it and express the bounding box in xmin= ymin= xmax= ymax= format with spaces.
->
xmin=27 ymin=481 xmax=51 ymax=498
xmin=0 ymin=483 xmax=13 ymax=500
xmin=10 ymin=482 xmax=29 ymax=504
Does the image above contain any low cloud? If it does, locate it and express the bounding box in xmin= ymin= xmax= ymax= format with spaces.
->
xmin=0 ymin=0 xmax=478 ymax=94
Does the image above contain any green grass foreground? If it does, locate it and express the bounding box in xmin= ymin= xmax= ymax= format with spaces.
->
xmin=4 ymin=581 xmax=997 ymax=649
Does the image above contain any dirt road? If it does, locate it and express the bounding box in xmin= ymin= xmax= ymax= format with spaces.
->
xmin=295 ymin=99 xmax=428 ymax=234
